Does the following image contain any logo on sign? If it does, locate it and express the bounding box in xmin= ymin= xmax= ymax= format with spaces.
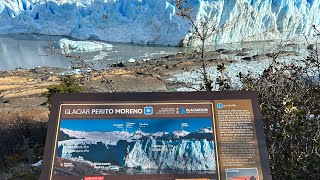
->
xmin=144 ymin=107 xmax=153 ymax=115
xmin=179 ymin=107 xmax=186 ymax=114
xmin=217 ymin=103 xmax=223 ymax=109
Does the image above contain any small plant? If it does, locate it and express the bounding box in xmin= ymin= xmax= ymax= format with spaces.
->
xmin=43 ymin=76 xmax=83 ymax=105
xmin=215 ymin=63 xmax=231 ymax=90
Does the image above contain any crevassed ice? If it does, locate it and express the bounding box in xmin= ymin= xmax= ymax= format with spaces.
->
xmin=58 ymin=138 xmax=216 ymax=171
xmin=1 ymin=0 xmax=319 ymax=46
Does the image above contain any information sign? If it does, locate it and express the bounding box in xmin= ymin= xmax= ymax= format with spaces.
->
xmin=41 ymin=92 xmax=271 ymax=180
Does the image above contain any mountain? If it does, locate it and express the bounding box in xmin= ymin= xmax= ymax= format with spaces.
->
xmin=173 ymin=130 xmax=190 ymax=137
xmin=1 ymin=0 xmax=319 ymax=46
xmin=128 ymin=129 xmax=150 ymax=140
xmin=151 ymin=131 xmax=169 ymax=137
xmin=60 ymin=128 xmax=132 ymax=145
xmin=196 ymin=127 xmax=213 ymax=134
xmin=60 ymin=127 xmax=213 ymax=142
xmin=182 ymin=127 xmax=214 ymax=141
xmin=155 ymin=130 xmax=189 ymax=141
xmin=58 ymin=129 xmax=79 ymax=141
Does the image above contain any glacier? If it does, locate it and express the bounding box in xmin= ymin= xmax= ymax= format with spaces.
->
xmin=1 ymin=0 xmax=320 ymax=46
xmin=125 ymin=138 xmax=215 ymax=170
xmin=57 ymin=138 xmax=216 ymax=171
xmin=57 ymin=127 xmax=216 ymax=172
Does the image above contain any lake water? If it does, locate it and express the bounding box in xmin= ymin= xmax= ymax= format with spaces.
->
xmin=0 ymin=34 xmax=189 ymax=71
xmin=0 ymin=34 xmax=305 ymax=71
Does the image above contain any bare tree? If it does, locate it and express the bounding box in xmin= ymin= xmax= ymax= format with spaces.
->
xmin=175 ymin=0 xmax=217 ymax=91
xmin=48 ymin=43 xmax=116 ymax=93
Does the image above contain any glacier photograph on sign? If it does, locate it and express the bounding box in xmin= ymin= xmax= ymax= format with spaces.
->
xmin=56 ymin=118 xmax=216 ymax=176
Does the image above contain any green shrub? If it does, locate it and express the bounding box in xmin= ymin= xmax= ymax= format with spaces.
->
xmin=239 ymin=54 xmax=320 ymax=179
xmin=43 ymin=76 xmax=83 ymax=105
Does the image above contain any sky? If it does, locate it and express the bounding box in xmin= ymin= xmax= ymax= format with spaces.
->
xmin=60 ymin=118 xmax=213 ymax=133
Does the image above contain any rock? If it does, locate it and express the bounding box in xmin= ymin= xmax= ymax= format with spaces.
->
xmin=221 ymin=50 xmax=233 ymax=55
xmin=215 ymin=48 xmax=227 ymax=52
xmin=283 ymin=70 xmax=291 ymax=77
xmin=285 ymin=43 xmax=297 ymax=47
xmin=265 ymin=52 xmax=274 ymax=57
xmin=280 ymin=51 xmax=300 ymax=57
xmin=110 ymin=62 xmax=126 ymax=67
xmin=235 ymin=52 xmax=249 ymax=56
xmin=252 ymin=54 xmax=269 ymax=60
xmin=242 ymin=56 xmax=252 ymax=61
xmin=31 ymin=160 xmax=42 ymax=167
xmin=242 ymin=48 xmax=253 ymax=52
xmin=307 ymin=44 xmax=316 ymax=50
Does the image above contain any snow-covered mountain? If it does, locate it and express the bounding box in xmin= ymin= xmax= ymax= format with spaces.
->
xmin=60 ymin=128 xmax=132 ymax=142
xmin=196 ymin=127 xmax=213 ymax=134
xmin=60 ymin=127 xmax=198 ymax=143
xmin=173 ymin=130 xmax=190 ymax=138
xmin=129 ymin=129 xmax=150 ymax=140
xmin=1 ymin=0 xmax=319 ymax=46
xmin=152 ymin=131 xmax=169 ymax=137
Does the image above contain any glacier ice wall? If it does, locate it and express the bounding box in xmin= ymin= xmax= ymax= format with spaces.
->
xmin=57 ymin=138 xmax=216 ymax=171
xmin=1 ymin=0 xmax=319 ymax=46
xmin=125 ymin=138 xmax=215 ymax=170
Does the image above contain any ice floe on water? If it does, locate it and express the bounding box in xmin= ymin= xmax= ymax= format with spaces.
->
xmin=92 ymin=51 xmax=109 ymax=61
xmin=128 ymin=58 xmax=136 ymax=63
xmin=58 ymin=38 xmax=113 ymax=53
